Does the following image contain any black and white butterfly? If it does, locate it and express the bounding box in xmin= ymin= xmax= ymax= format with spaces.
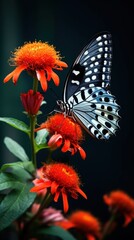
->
xmin=57 ymin=32 xmax=120 ymax=140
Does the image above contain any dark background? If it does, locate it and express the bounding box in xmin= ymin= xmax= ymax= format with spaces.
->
xmin=0 ymin=0 xmax=134 ymax=239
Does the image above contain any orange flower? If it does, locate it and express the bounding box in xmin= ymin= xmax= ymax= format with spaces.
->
xmin=30 ymin=163 xmax=87 ymax=213
xmin=20 ymin=89 xmax=44 ymax=115
xmin=68 ymin=210 xmax=101 ymax=240
xmin=103 ymin=190 xmax=134 ymax=226
xmin=36 ymin=113 xmax=86 ymax=159
xmin=4 ymin=41 xmax=68 ymax=91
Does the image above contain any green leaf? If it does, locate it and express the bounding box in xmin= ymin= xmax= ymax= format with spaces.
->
xmin=0 ymin=117 xmax=30 ymax=134
xmin=0 ymin=183 xmax=36 ymax=231
xmin=0 ymin=162 xmax=34 ymax=182
xmin=35 ymin=129 xmax=49 ymax=153
xmin=4 ymin=137 xmax=29 ymax=162
xmin=0 ymin=172 xmax=23 ymax=191
xmin=37 ymin=226 xmax=77 ymax=240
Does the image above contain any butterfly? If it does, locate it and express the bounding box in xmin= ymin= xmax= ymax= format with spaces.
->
xmin=57 ymin=32 xmax=120 ymax=140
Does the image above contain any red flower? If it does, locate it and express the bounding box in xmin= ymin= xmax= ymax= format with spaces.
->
xmin=30 ymin=163 xmax=87 ymax=213
xmin=68 ymin=210 xmax=101 ymax=240
xmin=4 ymin=41 xmax=68 ymax=91
xmin=20 ymin=89 xmax=44 ymax=115
xmin=103 ymin=190 xmax=134 ymax=226
xmin=36 ymin=113 xmax=86 ymax=159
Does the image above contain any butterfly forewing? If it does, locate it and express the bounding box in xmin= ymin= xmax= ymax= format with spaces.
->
xmin=61 ymin=32 xmax=120 ymax=139
xmin=63 ymin=32 xmax=112 ymax=101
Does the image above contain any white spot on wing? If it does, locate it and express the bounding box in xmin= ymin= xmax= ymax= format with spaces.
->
xmin=89 ymin=83 xmax=95 ymax=87
xmin=95 ymin=61 xmax=99 ymax=66
xmin=73 ymin=70 xmax=80 ymax=75
xmin=85 ymin=77 xmax=91 ymax=82
xmin=103 ymin=34 xmax=107 ymax=38
xmin=97 ymin=54 xmax=101 ymax=59
xmin=99 ymin=48 xmax=103 ymax=52
xmin=98 ymin=42 xmax=103 ymax=46
xmin=102 ymin=74 xmax=105 ymax=80
xmin=84 ymin=50 xmax=88 ymax=55
xmin=107 ymin=75 xmax=111 ymax=80
xmin=102 ymin=82 xmax=105 ymax=87
xmin=92 ymin=75 xmax=96 ymax=80
xmin=80 ymin=87 xmax=86 ymax=90
xmin=85 ymin=70 xmax=92 ymax=76
xmin=91 ymin=56 xmax=95 ymax=61
xmin=71 ymin=80 xmax=80 ymax=85
xmin=96 ymin=36 xmax=102 ymax=41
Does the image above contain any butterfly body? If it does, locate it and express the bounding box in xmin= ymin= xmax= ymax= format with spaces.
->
xmin=57 ymin=32 xmax=120 ymax=140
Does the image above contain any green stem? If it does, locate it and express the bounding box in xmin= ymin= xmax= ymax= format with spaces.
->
xmin=101 ymin=214 xmax=117 ymax=240
xmin=33 ymin=76 xmax=38 ymax=92
xmin=30 ymin=115 xmax=37 ymax=168
xmin=19 ymin=192 xmax=53 ymax=240
xmin=29 ymin=76 xmax=39 ymax=167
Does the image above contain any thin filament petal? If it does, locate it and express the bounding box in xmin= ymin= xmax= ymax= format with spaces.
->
xmin=61 ymin=139 xmax=70 ymax=152
xmin=62 ymin=189 xmax=69 ymax=213
xmin=51 ymin=71 xmax=60 ymax=86
xmin=36 ymin=70 xmax=48 ymax=91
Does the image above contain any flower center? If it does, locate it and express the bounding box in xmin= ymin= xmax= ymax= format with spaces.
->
xmin=62 ymin=167 xmax=73 ymax=177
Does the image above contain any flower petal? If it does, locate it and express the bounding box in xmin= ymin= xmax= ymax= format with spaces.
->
xmin=61 ymin=139 xmax=70 ymax=152
xmin=30 ymin=181 xmax=52 ymax=192
xmin=4 ymin=65 xmax=26 ymax=84
xmin=61 ymin=189 xmax=69 ymax=213
xmin=54 ymin=190 xmax=60 ymax=202
xmin=45 ymin=66 xmax=52 ymax=80
xmin=48 ymin=134 xmax=63 ymax=150
xmin=123 ymin=214 xmax=132 ymax=226
xmin=51 ymin=181 xmax=59 ymax=195
xmin=77 ymin=187 xmax=87 ymax=199
xmin=36 ymin=70 xmax=48 ymax=91
xmin=77 ymin=145 xmax=86 ymax=160
xmin=86 ymin=234 xmax=96 ymax=240
xmin=103 ymin=195 xmax=112 ymax=205
xmin=3 ymin=70 xmax=15 ymax=83
xmin=12 ymin=65 xmax=26 ymax=84
xmin=51 ymin=71 xmax=60 ymax=86
xmin=55 ymin=60 xmax=68 ymax=70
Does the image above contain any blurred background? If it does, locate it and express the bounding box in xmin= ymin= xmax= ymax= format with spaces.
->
xmin=0 ymin=0 xmax=133 ymax=239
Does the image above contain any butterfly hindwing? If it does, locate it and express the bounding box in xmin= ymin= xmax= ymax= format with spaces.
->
xmin=63 ymin=32 xmax=112 ymax=101
xmin=67 ymin=87 xmax=120 ymax=139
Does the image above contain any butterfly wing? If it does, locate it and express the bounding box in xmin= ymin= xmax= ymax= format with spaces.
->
xmin=67 ymin=87 xmax=120 ymax=139
xmin=63 ymin=32 xmax=120 ymax=139
xmin=63 ymin=32 xmax=112 ymax=102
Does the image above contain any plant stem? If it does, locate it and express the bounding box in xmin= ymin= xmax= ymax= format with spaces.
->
xmin=101 ymin=214 xmax=117 ymax=240
xmin=33 ymin=76 xmax=38 ymax=93
xmin=29 ymin=76 xmax=38 ymax=168
xmin=30 ymin=115 xmax=37 ymax=168
xmin=19 ymin=192 xmax=53 ymax=240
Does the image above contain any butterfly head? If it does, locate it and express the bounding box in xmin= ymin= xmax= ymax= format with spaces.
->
xmin=56 ymin=100 xmax=73 ymax=117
